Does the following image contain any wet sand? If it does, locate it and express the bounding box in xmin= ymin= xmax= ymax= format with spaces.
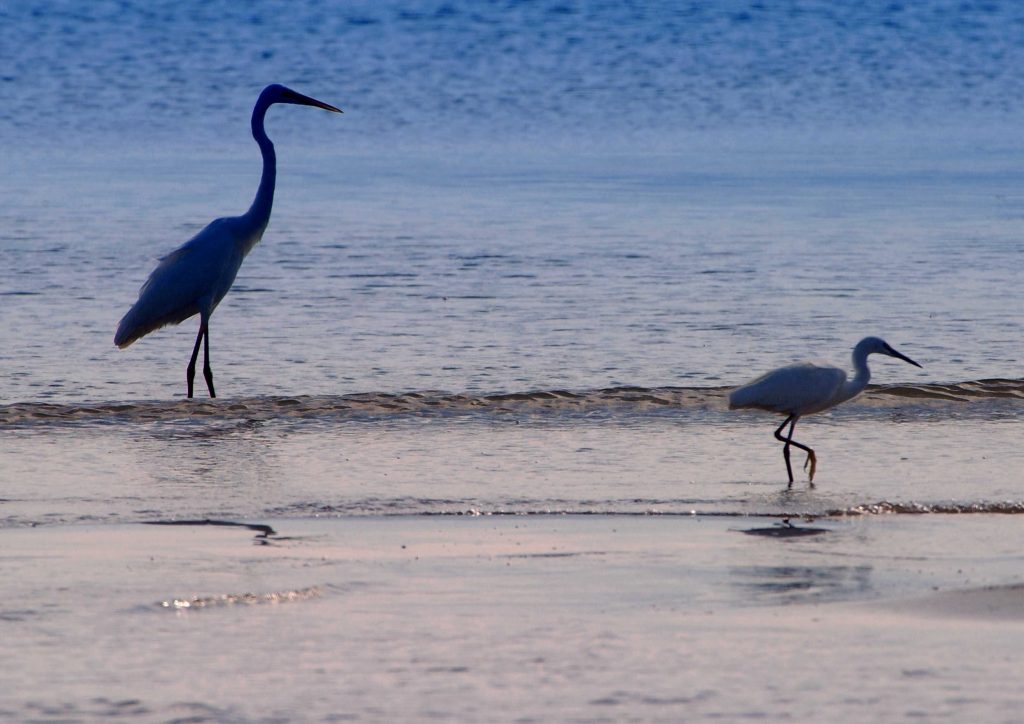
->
xmin=2 ymin=515 xmax=1022 ymax=721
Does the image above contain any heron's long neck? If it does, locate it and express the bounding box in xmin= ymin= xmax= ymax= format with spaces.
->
xmin=243 ymin=100 xmax=276 ymax=248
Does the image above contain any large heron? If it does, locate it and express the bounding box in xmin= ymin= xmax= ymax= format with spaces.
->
xmin=115 ymin=84 xmax=342 ymax=397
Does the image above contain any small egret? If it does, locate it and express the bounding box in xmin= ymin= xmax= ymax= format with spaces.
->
xmin=728 ymin=337 xmax=922 ymax=486
xmin=114 ymin=84 xmax=342 ymax=398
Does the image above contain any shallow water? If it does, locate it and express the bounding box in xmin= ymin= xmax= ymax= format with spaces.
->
xmin=1 ymin=382 xmax=1022 ymax=528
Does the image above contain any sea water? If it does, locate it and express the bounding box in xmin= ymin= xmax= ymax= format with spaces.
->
xmin=2 ymin=0 xmax=1021 ymax=512
xmin=1 ymin=1 xmax=1023 ymax=719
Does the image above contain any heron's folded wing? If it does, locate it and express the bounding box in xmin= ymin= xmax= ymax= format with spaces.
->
xmin=114 ymin=222 xmax=235 ymax=347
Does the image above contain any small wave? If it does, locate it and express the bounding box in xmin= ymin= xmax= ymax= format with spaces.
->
xmin=830 ymin=500 xmax=1024 ymax=516
xmin=873 ymin=378 xmax=1024 ymax=402
xmin=266 ymin=497 xmax=1024 ymax=520
xmin=384 ymin=499 xmax=1024 ymax=518
xmin=0 ymin=387 xmax=725 ymax=427
xmin=5 ymin=498 xmax=1024 ymax=529
xmin=1 ymin=380 xmax=1020 ymax=428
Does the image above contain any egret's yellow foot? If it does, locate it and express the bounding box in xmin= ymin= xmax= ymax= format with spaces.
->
xmin=803 ymin=451 xmax=817 ymax=483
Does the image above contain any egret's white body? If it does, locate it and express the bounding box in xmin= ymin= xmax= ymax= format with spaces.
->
xmin=115 ymin=84 xmax=341 ymax=398
xmin=729 ymin=361 xmax=854 ymax=417
xmin=729 ymin=337 xmax=922 ymax=486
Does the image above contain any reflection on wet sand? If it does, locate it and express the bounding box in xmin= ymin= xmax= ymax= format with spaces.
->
xmin=730 ymin=564 xmax=873 ymax=605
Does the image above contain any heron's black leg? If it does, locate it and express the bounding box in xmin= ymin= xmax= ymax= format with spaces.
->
xmin=186 ymin=324 xmax=205 ymax=399
xmin=774 ymin=414 xmax=797 ymax=486
xmin=202 ymin=322 xmax=215 ymax=398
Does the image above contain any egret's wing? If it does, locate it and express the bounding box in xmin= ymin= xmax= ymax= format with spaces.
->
xmin=728 ymin=362 xmax=847 ymax=415
xmin=114 ymin=219 xmax=243 ymax=347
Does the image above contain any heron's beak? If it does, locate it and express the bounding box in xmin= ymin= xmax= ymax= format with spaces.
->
xmin=305 ymin=97 xmax=343 ymax=113
xmin=887 ymin=347 xmax=922 ymax=368
xmin=289 ymin=90 xmax=343 ymax=113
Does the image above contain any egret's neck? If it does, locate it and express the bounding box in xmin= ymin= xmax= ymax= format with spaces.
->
xmin=837 ymin=344 xmax=873 ymax=404
xmin=243 ymin=100 xmax=276 ymax=246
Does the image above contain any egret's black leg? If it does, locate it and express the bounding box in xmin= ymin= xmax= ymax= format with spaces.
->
xmin=775 ymin=415 xmax=817 ymax=486
xmin=202 ymin=322 xmax=215 ymax=398
xmin=774 ymin=415 xmax=797 ymax=486
xmin=186 ymin=324 xmax=205 ymax=399
xmin=786 ymin=435 xmax=816 ymax=485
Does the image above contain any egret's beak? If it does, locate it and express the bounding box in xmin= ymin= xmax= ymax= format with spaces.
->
xmin=286 ymin=89 xmax=343 ymax=113
xmin=886 ymin=346 xmax=922 ymax=368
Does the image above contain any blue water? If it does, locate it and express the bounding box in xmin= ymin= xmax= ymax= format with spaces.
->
xmin=8 ymin=0 xmax=1024 ymax=146
xmin=3 ymin=0 xmax=1023 ymax=400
